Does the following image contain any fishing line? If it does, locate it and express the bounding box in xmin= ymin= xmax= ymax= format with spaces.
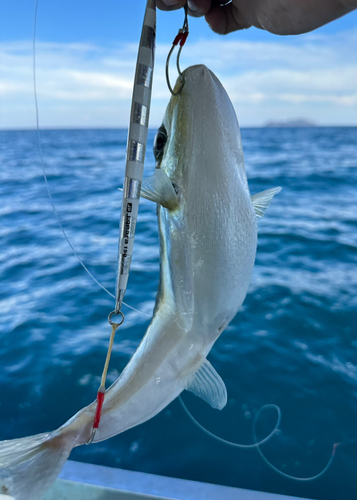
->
xmin=32 ymin=0 xmax=151 ymax=318
xmin=179 ymin=397 xmax=339 ymax=481
xmin=179 ymin=398 xmax=281 ymax=449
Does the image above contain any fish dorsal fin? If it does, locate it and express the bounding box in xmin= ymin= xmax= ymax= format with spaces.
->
xmin=251 ymin=187 xmax=282 ymax=219
xmin=185 ymin=359 xmax=227 ymax=410
xmin=141 ymin=169 xmax=179 ymax=210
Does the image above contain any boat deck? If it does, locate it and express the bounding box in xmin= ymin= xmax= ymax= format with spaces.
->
xmin=44 ymin=460 xmax=308 ymax=500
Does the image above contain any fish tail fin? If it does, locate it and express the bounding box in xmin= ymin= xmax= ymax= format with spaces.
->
xmin=0 ymin=429 xmax=77 ymax=500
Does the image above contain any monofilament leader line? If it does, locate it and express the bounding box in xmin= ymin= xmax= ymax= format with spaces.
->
xmin=179 ymin=397 xmax=341 ymax=481
xmin=33 ymin=0 xmax=151 ymax=319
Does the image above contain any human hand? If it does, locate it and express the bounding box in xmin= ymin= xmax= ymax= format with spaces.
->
xmin=157 ymin=0 xmax=357 ymax=35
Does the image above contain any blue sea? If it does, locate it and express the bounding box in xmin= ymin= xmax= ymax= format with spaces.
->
xmin=0 ymin=127 xmax=356 ymax=500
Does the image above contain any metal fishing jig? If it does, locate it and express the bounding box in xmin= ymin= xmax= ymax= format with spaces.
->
xmin=166 ymin=4 xmax=189 ymax=96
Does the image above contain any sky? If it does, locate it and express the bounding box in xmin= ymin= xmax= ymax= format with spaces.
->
xmin=0 ymin=0 xmax=356 ymax=129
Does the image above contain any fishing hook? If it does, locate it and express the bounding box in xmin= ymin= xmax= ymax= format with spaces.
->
xmin=86 ymin=310 xmax=125 ymax=445
xmin=166 ymin=4 xmax=189 ymax=96
xmin=86 ymin=427 xmax=96 ymax=445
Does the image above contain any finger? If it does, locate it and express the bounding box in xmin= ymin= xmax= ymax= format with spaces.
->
xmin=156 ymin=0 xmax=187 ymax=11
xmin=205 ymin=3 xmax=251 ymax=34
xmin=187 ymin=0 xmax=212 ymax=17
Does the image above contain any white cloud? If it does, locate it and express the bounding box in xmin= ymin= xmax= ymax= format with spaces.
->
xmin=0 ymin=29 xmax=356 ymax=128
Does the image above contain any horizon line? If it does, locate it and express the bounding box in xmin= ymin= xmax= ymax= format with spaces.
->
xmin=1 ymin=124 xmax=357 ymax=132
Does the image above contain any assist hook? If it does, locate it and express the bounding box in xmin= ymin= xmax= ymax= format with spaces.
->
xmin=86 ymin=310 xmax=125 ymax=445
xmin=166 ymin=4 xmax=189 ymax=96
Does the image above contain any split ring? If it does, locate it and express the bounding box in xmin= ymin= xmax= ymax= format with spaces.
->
xmin=108 ymin=310 xmax=125 ymax=327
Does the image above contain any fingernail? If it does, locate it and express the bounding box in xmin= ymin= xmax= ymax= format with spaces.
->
xmin=187 ymin=0 xmax=205 ymax=16
xmin=162 ymin=0 xmax=179 ymax=5
xmin=187 ymin=0 xmax=199 ymax=11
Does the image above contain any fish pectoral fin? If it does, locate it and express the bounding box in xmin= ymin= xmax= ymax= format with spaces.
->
xmin=118 ymin=170 xmax=179 ymax=210
xmin=141 ymin=169 xmax=179 ymax=210
xmin=251 ymin=187 xmax=282 ymax=219
xmin=185 ymin=359 xmax=227 ymax=410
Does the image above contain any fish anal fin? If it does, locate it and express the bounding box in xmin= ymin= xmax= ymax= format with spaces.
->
xmin=185 ymin=359 xmax=227 ymax=410
xmin=251 ymin=187 xmax=282 ymax=219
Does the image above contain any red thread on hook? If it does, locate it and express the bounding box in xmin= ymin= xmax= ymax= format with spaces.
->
xmin=180 ymin=32 xmax=189 ymax=46
xmin=93 ymin=388 xmax=105 ymax=429
xmin=173 ymin=33 xmax=183 ymax=46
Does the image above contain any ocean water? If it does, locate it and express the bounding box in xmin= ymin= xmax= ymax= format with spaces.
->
xmin=0 ymin=127 xmax=356 ymax=500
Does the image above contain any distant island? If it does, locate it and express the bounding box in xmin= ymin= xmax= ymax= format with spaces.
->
xmin=264 ymin=119 xmax=317 ymax=128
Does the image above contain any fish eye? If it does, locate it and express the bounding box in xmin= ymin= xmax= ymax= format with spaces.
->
xmin=153 ymin=125 xmax=167 ymax=161
xmin=171 ymin=182 xmax=179 ymax=195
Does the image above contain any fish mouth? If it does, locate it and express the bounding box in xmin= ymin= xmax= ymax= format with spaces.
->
xmin=181 ymin=64 xmax=215 ymax=89
xmin=183 ymin=64 xmax=211 ymax=77
xmin=171 ymin=64 xmax=214 ymax=97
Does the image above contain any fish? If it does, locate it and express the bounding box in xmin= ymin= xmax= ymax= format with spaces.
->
xmin=0 ymin=64 xmax=281 ymax=500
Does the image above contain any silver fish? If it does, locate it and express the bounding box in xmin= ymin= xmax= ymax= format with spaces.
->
xmin=0 ymin=65 xmax=281 ymax=500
